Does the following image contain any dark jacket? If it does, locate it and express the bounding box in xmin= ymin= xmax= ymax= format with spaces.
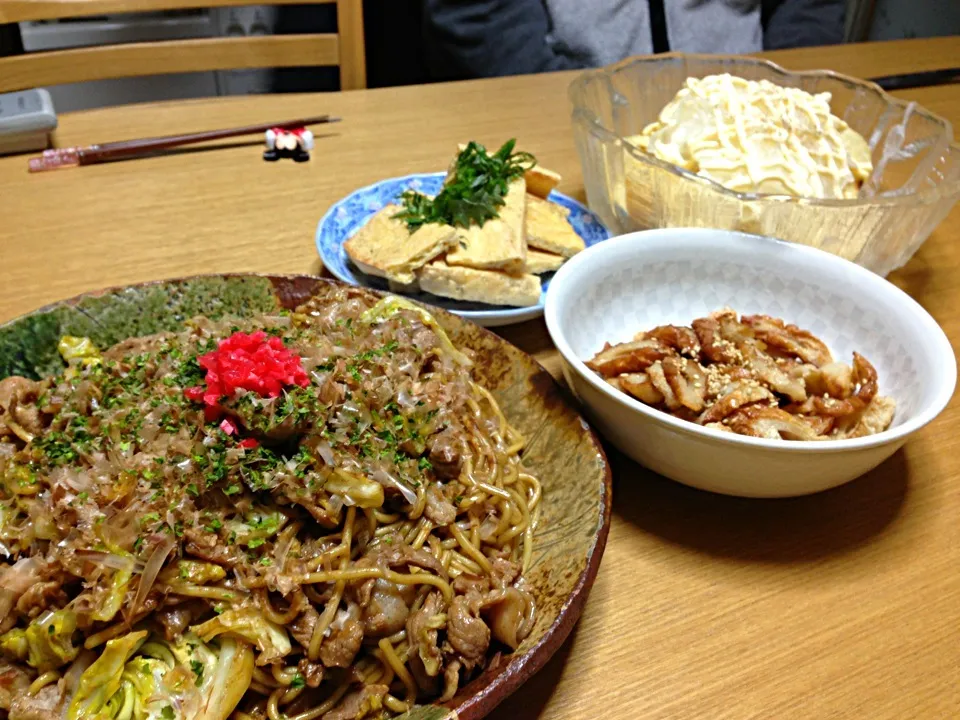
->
xmin=423 ymin=0 xmax=845 ymax=81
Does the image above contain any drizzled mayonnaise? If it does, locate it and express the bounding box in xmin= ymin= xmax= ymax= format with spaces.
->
xmin=630 ymin=74 xmax=873 ymax=199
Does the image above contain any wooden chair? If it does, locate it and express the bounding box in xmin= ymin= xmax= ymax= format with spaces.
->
xmin=0 ymin=0 xmax=366 ymax=94
xmin=844 ymin=0 xmax=876 ymax=42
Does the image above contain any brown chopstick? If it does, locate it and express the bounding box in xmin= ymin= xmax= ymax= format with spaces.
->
xmin=28 ymin=115 xmax=340 ymax=172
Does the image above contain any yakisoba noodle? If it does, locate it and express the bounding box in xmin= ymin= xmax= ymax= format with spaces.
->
xmin=0 ymin=287 xmax=540 ymax=720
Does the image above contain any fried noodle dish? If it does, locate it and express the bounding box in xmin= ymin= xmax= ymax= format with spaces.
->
xmin=588 ymin=308 xmax=896 ymax=440
xmin=0 ymin=289 xmax=540 ymax=720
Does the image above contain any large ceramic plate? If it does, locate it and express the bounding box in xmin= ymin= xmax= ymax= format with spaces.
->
xmin=316 ymin=173 xmax=611 ymax=328
xmin=0 ymin=274 xmax=611 ymax=720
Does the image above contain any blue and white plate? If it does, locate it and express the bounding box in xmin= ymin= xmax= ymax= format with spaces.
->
xmin=316 ymin=172 xmax=611 ymax=327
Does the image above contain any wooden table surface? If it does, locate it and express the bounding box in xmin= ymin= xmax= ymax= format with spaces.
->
xmin=2 ymin=36 xmax=960 ymax=719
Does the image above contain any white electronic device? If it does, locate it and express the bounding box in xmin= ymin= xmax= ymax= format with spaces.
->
xmin=0 ymin=89 xmax=57 ymax=155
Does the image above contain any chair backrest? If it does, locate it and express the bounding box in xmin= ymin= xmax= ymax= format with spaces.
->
xmin=844 ymin=0 xmax=876 ymax=42
xmin=0 ymin=0 xmax=366 ymax=94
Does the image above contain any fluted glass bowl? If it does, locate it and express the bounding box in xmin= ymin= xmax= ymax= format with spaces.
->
xmin=569 ymin=54 xmax=960 ymax=276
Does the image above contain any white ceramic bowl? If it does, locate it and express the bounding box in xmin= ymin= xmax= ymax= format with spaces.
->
xmin=544 ymin=229 xmax=957 ymax=497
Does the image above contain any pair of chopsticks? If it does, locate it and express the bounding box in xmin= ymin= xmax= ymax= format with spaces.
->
xmin=28 ymin=115 xmax=340 ymax=172
xmin=869 ymin=67 xmax=960 ymax=91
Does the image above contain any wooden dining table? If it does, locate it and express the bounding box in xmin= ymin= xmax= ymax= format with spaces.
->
xmin=2 ymin=35 xmax=959 ymax=719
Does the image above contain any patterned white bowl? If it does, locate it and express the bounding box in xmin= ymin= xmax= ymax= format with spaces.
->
xmin=544 ymin=229 xmax=956 ymax=497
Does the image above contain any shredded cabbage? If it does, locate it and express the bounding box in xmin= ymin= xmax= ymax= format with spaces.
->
xmin=191 ymin=608 xmax=291 ymax=665
xmin=67 ymin=631 xmax=253 ymax=720
xmin=0 ymin=627 xmax=26 ymax=661
xmin=195 ymin=637 xmax=253 ymax=720
xmin=107 ymin=656 xmax=166 ymax=720
xmin=360 ymin=297 xmax=472 ymax=367
xmin=157 ymin=560 xmax=227 ymax=586
xmin=222 ymin=508 xmax=286 ymax=549
xmin=93 ymin=567 xmax=133 ymax=623
xmin=68 ymin=630 xmax=148 ymax=720
xmin=5 ymin=464 xmax=40 ymax=497
xmin=325 ymin=469 xmax=385 ymax=509
xmin=0 ymin=608 xmax=79 ymax=672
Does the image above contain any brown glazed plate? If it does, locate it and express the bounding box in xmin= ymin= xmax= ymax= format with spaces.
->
xmin=0 ymin=274 xmax=612 ymax=720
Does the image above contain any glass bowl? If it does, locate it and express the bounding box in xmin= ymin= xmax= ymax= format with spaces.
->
xmin=569 ymin=54 xmax=960 ymax=276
